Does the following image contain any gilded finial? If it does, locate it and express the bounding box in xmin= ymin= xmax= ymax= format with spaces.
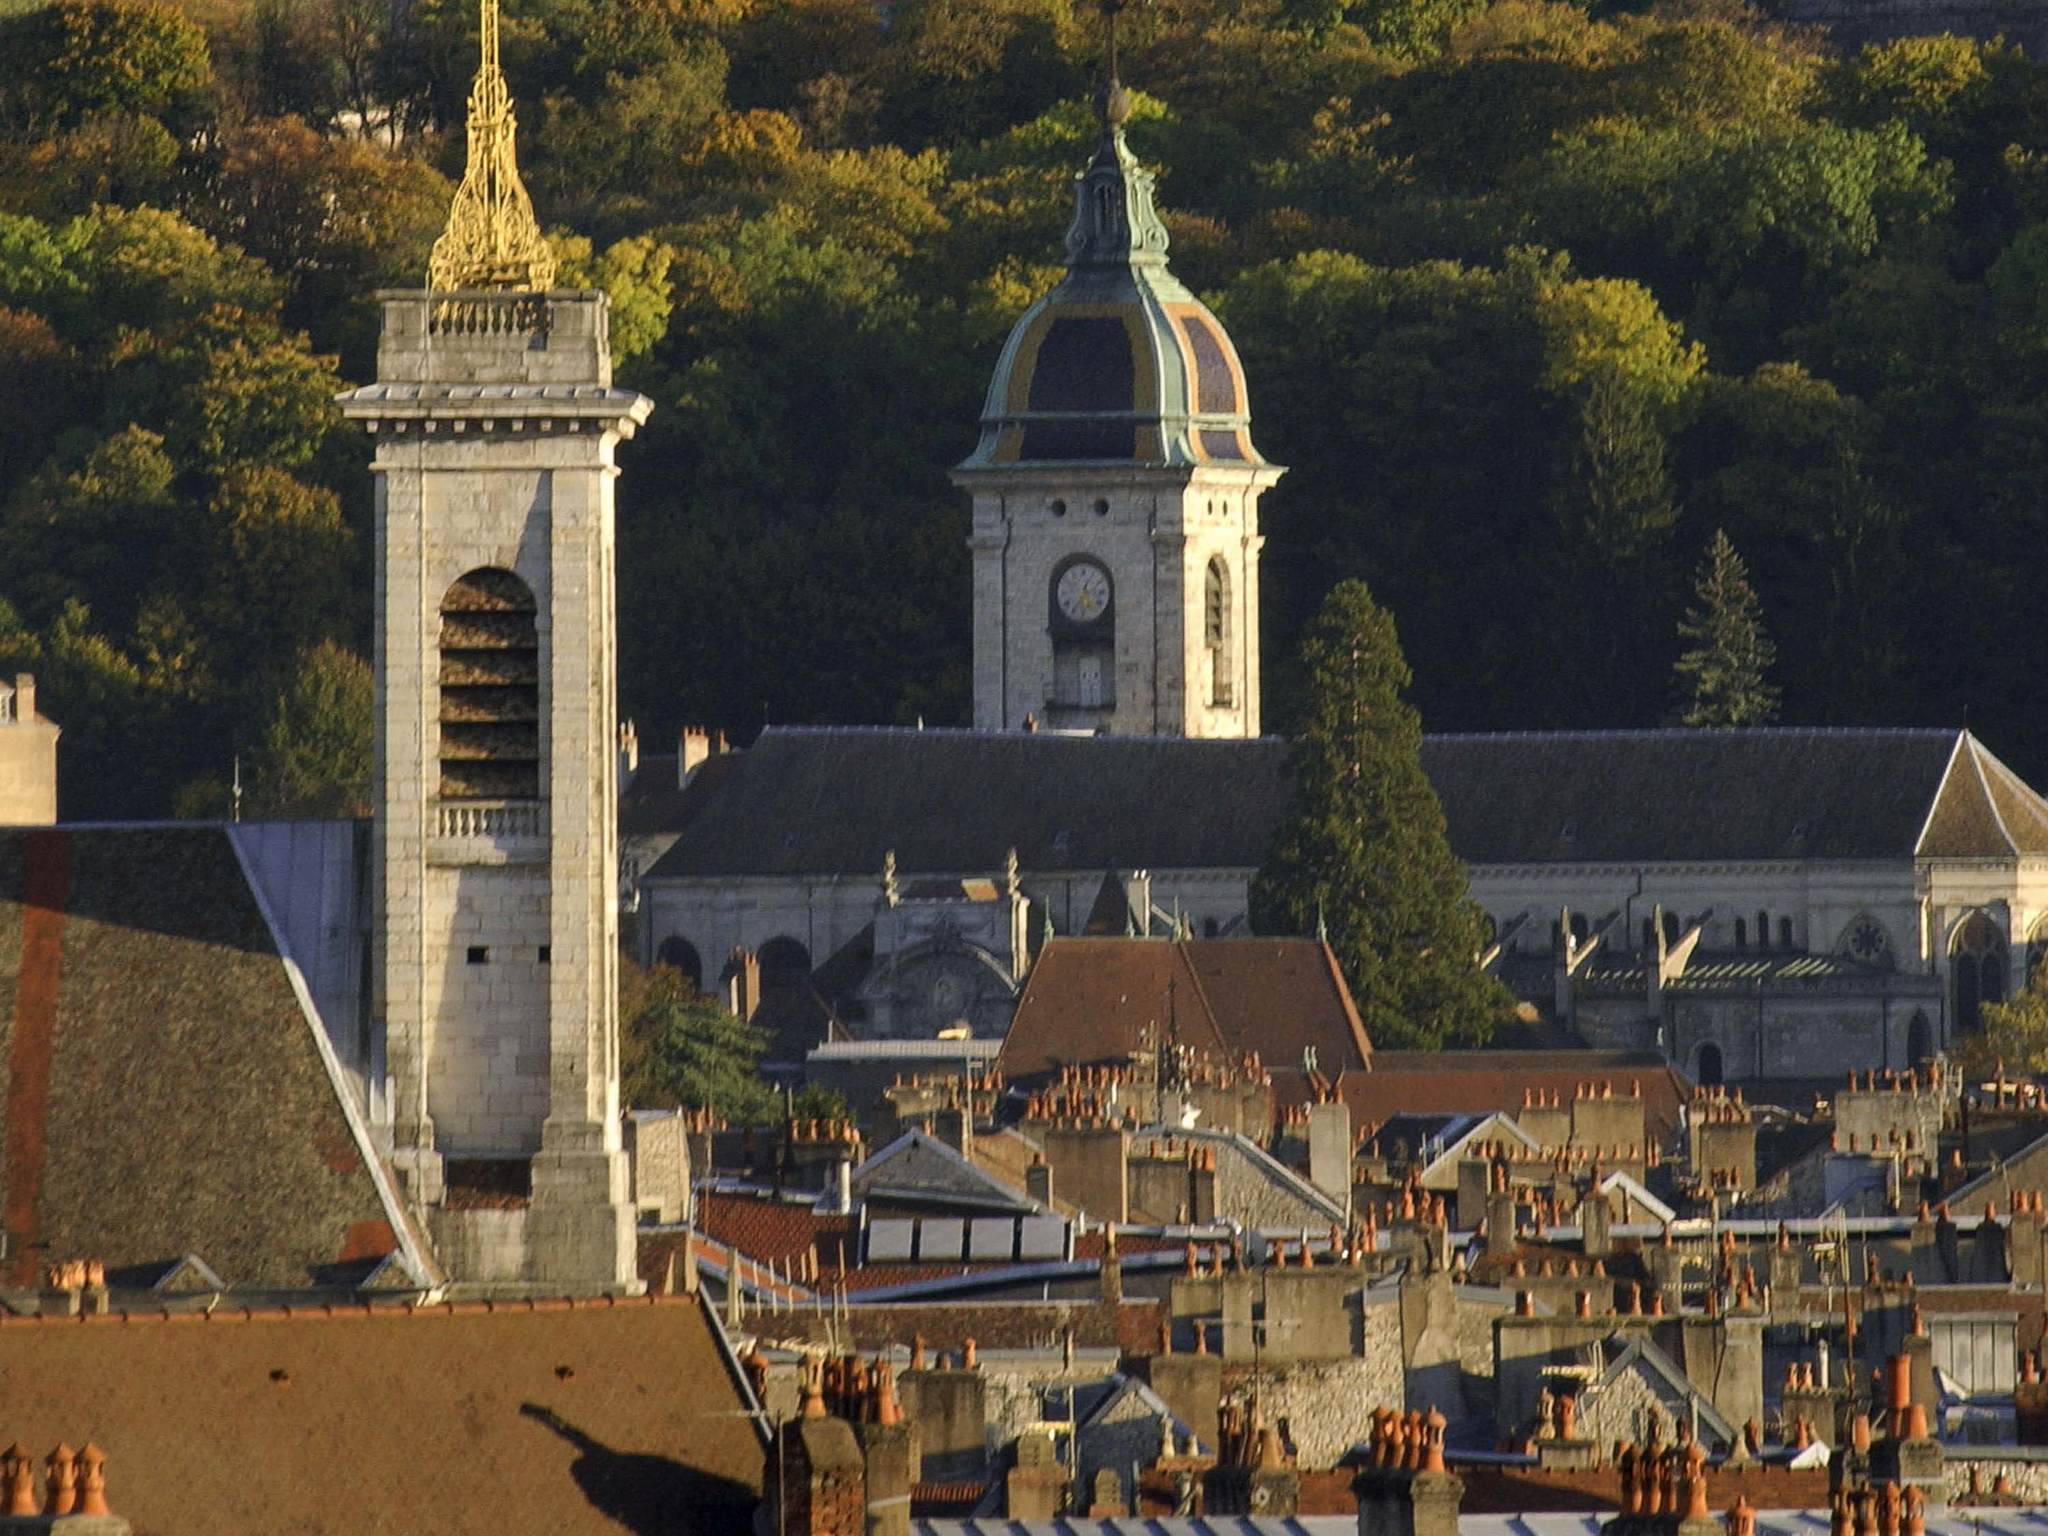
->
xmin=428 ymin=0 xmax=557 ymax=292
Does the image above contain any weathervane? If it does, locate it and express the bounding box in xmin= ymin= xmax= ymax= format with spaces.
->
xmin=428 ymin=0 xmax=557 ymax=292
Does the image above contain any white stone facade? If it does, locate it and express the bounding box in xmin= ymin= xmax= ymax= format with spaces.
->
xmin=637 ymin=865 xmax=1254 ymax=984
xmin=1474 ymin=854 xmax=2048 ymax=1075
xmin=340 ymin=290 xmax=651 ymax=1288
xmin=962 ymin=466 xmax=1276 ymax=738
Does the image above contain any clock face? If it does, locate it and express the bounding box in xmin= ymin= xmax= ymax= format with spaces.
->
xmin=1056 ymin=561 xmax=1112 ymax=624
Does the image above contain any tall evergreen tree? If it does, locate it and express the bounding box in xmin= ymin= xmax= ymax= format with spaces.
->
xmin=1673 ymin=529 xmax=1779 ymax=728
xmin=1252 ymin=580 xmax=1508 ymax=1050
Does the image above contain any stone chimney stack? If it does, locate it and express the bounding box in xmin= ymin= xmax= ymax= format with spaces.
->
xmin=679 ymin=726 xmax=725 ymax=785
xmin=617 ymin=718 xmax=639 ymax=783
xmin=1307 ymin=1095 xmax=1353 ymax=1212
xmin=725 ymin=947 xmax=762 ymax=1022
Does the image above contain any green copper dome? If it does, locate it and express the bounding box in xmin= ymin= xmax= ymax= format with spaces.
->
xmin=959 ymin=111 xmax=1267 ymax=473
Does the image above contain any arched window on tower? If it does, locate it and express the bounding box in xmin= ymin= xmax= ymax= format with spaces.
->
xmin=1205 ymin=557 xmax=1233 ymax=708
xmin=439 ymin=568 xmax=539 ymax=801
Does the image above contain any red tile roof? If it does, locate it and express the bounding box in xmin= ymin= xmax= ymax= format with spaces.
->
xmin=1338 ymin=1051 xmax=1689 ymax=1143
xmin=0 ymin=1294 xmax=763 ymax=1536
xmin=696 ymin=1189 xmax=858 ymax=1270
xmin=998 ymin=938 xmax=1370 ymax=1094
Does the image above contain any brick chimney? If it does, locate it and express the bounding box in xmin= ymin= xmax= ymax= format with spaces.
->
xmin=776 ymin=1366 xmax=867 ymax=1536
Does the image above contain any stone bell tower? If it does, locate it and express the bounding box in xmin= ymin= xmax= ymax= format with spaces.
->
xmin=338 ymin=0 xmax=649 ymax=1288
xmin=953 ymin=1 xmax=1283 ymax=739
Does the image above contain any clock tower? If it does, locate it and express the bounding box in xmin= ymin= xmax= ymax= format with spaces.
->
xmin=954 ymin=46 xmax=1282 ymax=739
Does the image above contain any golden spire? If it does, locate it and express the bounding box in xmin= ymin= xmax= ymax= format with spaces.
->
xmin=427 ymin=0 xmax=557 ymax=292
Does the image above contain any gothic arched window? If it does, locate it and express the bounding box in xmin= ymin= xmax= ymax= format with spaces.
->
xmin=2026 ymin=917 xmax=2048 ymax=986
xmin=1205 ymin=557 xmax=1232 ymax=707
xmin=1951 ymin=911 xmax=2008 ymax=1034
xmin=439 ymin=568 xmax=539 ymax=801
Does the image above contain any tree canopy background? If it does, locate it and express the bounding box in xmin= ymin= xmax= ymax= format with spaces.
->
xmin=0 ymin=0 xmax=2045 ymax=816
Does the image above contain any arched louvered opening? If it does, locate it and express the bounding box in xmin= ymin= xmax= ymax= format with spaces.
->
xmin=440 ymin=568 xmax=539 ymax=801
xmin=1205 ymin=557 xmax=1232 ymax=707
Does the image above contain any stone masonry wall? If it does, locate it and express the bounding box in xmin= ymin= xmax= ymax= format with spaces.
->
xmin=424 ymin=863 xmax=551 ymax=1153
xmin=1224 ymin=1356 xmax=1387 ymax=1469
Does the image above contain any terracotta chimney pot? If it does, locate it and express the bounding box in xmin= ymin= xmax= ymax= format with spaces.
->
xmin=41 ymin=1444 xmax=76 ymax=1518
xmin=0 ymin=1446 xmax=33 ymax=1518
xmin=74 ymin=1445 xmax=108 ymax=1518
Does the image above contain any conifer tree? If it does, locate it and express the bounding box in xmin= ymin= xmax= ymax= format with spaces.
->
xmin=1673 ymin=530 xmax=1779 ymax=727
xmin=1252 ymin=580 xmax=1508 ymax=1050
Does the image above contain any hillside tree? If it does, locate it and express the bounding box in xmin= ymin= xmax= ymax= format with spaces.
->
xmin=1251 ymin=579 xmax=1508 ymax=1050
xmin=1673 ymin=529 xmax=1779 ymax=727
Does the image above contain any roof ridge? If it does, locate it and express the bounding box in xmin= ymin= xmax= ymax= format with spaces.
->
xmin=1165 ymin=940 xmax=1229 ymax=1054
xmin=1973 ymin=739 xmax=2048 ymax=848
xmin=1912 ymin=732 xmax=1970 ymax=858
xmin=0 ymin=1292 xmax=706 ymax=1329
xmin=1964 ymin=737 xmax=2020 ymax=856
xmin=1425 ymin=726 xmax=1964 ymax=743
xmin=759 ymin=725 xmax=1290 ymax=745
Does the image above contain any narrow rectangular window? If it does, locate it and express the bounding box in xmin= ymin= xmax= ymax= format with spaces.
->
xmin=467 ymin=945 xmax=489 ymax=965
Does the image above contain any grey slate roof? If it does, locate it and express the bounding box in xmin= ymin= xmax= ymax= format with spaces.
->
xmin=0 ymin=827 xmax=424 ymax=1288
xmin=1425 ymin=727 xmax=1979 ymax=864
xmin=645 ymin=727 xmax=1293 ymax=879
xmin=640 ymin=725 xmax=2048 ymax=880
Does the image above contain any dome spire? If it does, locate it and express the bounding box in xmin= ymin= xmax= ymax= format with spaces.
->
xmin=428 ymin=0 xmax=557 ymax=292
xmin=1066 ymin=0 xmax=1168 ymax=270
xmin=1095 ymin=0 xmax=1135 ymax=133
